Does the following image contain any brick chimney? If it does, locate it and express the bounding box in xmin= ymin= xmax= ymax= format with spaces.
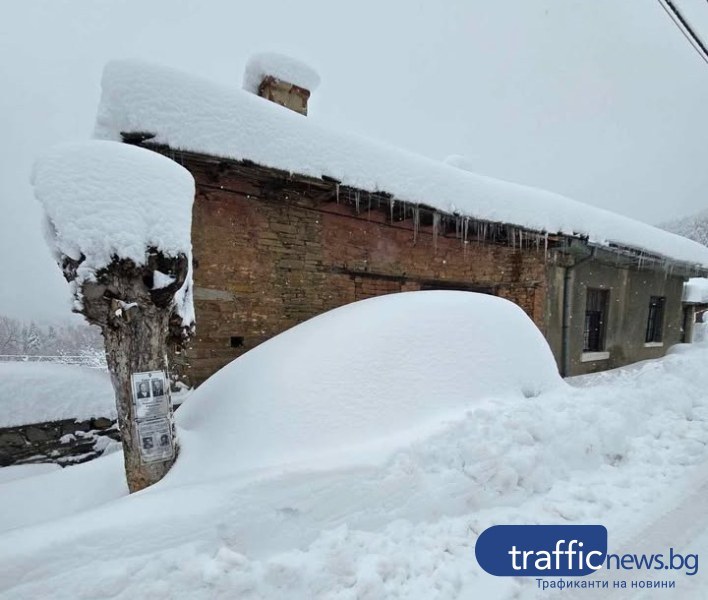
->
xmin=243 ymin=52 xmax=320 ymax=116
xmin=257 ymin=76 xmax=311 ymax=116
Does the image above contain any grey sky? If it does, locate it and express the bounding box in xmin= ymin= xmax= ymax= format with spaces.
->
xmin=1 ymin=0 xmax=708 ymax=321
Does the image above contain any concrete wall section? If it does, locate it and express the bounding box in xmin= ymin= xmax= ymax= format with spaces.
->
xmin=565 ymin=258 xmax=686 ymax=376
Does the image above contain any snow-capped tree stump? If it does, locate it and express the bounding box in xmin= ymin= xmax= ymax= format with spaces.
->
xmin=33 ymin=140 xmax=195 ymax=493
xmin=64 ymin=251 xmax=189 ymax=492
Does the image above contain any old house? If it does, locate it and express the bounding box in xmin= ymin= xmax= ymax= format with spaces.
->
xmin=94 ymin=57 xmax=708 ymax=386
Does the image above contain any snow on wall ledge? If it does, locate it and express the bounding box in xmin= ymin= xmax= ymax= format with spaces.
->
xmin=684 ymin=278 xmax=708 ymax=303
xmin=94 ymin=59 xmax=708 ymax=269
xmin=0 ymin=363 xmax=116 ymax=428
xmin=32 ymin=140 xmax=195 ymax=322
xmin=242 ymin=51 xmax=320 ymax=94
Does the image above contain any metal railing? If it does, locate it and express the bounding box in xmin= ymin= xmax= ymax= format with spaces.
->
xmin=0 ymin=354 xmax=107 ymax=369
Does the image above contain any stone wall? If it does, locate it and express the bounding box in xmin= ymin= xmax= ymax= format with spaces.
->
xmin=0 ymin=417 xmax=119 ymax=467
xmin=168 ymin=151 xmax=552 ymax=386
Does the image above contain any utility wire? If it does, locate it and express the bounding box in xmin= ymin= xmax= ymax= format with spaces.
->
xmin=657 ymin=0 xmax=708 ymax=65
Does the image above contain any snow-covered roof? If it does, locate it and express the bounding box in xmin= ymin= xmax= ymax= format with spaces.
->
xmin=32 ymin=140 xmax=195 ymax=323
xmin=94 ymin=59 xmax=708 ymax=269
xmin=684 ymin=278 xmax=708 ymax=304
xmin=242 ymin=52 xmax=320 ymax=94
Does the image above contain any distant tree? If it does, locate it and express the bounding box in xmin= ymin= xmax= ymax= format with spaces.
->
xmin=25 ymin=322 xmax=42 ymax=355
xmin=0 ymin=316 xmax=20 ymax=353
xmin=45 ymin=325 xmax=59 ymax=354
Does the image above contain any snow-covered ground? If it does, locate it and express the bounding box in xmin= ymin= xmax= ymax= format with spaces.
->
xmin=0 ymin=362 xmax=115 ymax=427
xmin=0 ymin=292 xmax=707 ymax=599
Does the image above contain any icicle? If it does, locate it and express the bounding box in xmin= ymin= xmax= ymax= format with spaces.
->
xmin=433 ymin=212 xmax=441 ymax=249
xmin=413 ymin=206 xmax=420 ymax=243
xmin=335 ymin=183 xmax=340 ymax=204
xmin=354 ymin=190 xmax=360 ymax=214
xmin=389 ymin=197 xmax=395 ymax=222
xmin=463 ymin=218 xmax=469 ymax=245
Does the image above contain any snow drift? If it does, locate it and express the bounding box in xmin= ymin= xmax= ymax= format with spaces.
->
xmin=172 ymin=291 xmax=563 ymax=484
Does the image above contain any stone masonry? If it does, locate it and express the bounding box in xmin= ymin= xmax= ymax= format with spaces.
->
xmin=156 ymin=149 xmax=552 ymax=387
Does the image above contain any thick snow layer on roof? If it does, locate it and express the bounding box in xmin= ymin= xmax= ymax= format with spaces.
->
xmin=443 ymin=154 xmax=477 ymax=171
xmin=0 ymin=362 xmax=115 ymax=427
xmin=94 ymin=59 xmax=708 ymax=268
xmin=242 ymin=52 xmax=320 ymax=94
xmin=32 ymin=140 xmax=195 ymax=324
xmin=171 ymin=291 xmax=563 ymax=484
xmin=684 ymin=277 xmax=708 ymax=303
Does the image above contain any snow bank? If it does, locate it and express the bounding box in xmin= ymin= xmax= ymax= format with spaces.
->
xmin=684 ymin=277 xmax=708 ymax=303
xmin=95 ymin=59 xmax=708 ymax=268
xmin=0 ymin=362 xmax=116 ymax=427
xmin=243 ymin=52 xmax=320 ymax=94
xmin=3 ymin=334 xmax=708 ymax=598
xmin=0 ymin=451 xmax=126 ymax=533
xmin=32 ymin=140 xmax=195 ymax=324
xmin=172 ymin=291 xmax=562 ymax=484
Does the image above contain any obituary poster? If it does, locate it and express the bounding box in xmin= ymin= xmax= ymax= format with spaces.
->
xmin=131 ymin=370 xmax=170 ymax=420
xmin=136 ymin=417 xmax=174 ymax=463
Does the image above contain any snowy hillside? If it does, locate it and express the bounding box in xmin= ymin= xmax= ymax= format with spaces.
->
xmin=661 ymin=209 xmax=708 ymax=248
xmin=1 ymin=292 xmax=708 ymax=598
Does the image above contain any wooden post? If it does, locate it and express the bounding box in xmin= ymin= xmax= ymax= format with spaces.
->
xmin=63 ymin=249 xmax=190 ymax=492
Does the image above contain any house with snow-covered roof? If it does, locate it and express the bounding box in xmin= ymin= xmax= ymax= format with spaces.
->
xmin=93 ymin=55 xmax=708 ymax=385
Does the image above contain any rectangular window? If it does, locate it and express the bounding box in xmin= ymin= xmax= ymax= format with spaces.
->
xmin=645 ymin=296 xmax=666 ymax=343
xmin=584 ymin=288 xmax=609 ymax=352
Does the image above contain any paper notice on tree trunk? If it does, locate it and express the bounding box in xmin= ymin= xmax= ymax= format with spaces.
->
xmin=137 ymin=417 xmax=174 ymax=463
xmin=131 ymin=370 xmax=170 ymax=419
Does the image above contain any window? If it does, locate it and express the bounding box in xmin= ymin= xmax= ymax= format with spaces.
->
xmin=583 ymin=288 xmax=609 ymax=352
xmin=645 ymin=296 xmax=665 ymax=343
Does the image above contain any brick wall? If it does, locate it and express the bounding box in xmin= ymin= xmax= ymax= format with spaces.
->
xmin=162 ymin=152 xmax=550 ymax=386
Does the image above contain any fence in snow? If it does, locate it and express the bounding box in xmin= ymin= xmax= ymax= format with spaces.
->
xmin=0 ymin=353 xmax=107 ymax=369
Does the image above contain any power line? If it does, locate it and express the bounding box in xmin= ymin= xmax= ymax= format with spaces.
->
xmin=657 ymin=0 xmax=708 ymax=65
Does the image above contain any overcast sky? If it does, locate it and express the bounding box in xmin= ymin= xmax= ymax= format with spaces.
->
xmin=1 ymin=0 xmax=708 ymax=322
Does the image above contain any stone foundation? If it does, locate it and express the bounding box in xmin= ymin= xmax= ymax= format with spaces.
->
xmin=0 ymin=417 xmax=120 ymax=467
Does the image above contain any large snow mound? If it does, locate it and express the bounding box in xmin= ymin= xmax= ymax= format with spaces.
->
xmin=95 ymin=59 xmax=708 ymax=269
xmin=172 ymin=291 xmax=563 ymax=484
xmin=0 ymin=362 xmax=115 ymax=427
xmin=243 ymin=52 xmax=321 ymax=94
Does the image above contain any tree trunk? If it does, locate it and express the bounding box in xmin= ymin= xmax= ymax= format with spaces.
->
xmin=67 ymin=250 xmax=190 ymax=493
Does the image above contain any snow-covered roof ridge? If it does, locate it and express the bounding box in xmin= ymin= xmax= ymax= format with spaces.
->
xmin=243 ymin=52 xmax=321 ymax=94
xmin=94 ymin=59 xmax=708 ymax=269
